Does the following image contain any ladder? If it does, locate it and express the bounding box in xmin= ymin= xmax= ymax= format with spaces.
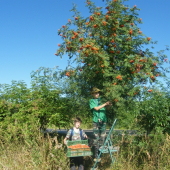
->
xmin=92 ymin=119 xmax=118 ymax=170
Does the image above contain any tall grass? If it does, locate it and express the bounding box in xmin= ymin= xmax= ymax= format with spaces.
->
xmin=0 ymin=122 xmax=69 ymax=170
xmin=0 ymin=123 xmax=169 ymax=170
xmin=113 ymin=130 xmax=170 ymax=170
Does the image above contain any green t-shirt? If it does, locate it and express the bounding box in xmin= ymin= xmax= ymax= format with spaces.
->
xmin=89 ymin=98 xmax=107 ymax=123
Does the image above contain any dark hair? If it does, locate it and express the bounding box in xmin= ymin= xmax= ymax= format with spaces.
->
xmin=74 ymin=117 xmax=82 ymax=123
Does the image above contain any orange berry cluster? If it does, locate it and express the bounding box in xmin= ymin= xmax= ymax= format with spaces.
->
xmin=66 ymin=72 xmax=70 ymax=77
xmin=116 ymin=75 xmax=122 ymax=81
xmin=68 ymin=144 xmax=90 ymax=150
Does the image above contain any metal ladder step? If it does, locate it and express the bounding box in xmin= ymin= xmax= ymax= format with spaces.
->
xmin=99 ymin=146 xmax=119 ymax=153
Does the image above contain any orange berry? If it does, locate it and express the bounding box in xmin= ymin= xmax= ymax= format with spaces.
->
xmin=105 ymin=15 xmax=109 ymax=20
xmin=129 ymin=29 xmax=133 ymax=35
xmin=79 ymin=38 xmax=84 ymax=42
xmin=66 ymin=72 xmax=70 ymax=77
xmin=102 ymin=21 xmax=107 ymax=26
xmin=111 ymin=39 xmax=114 ymax=43
xmin=114 ymin=99 xmax=118 ymax=102
xmin=151 ymin=75 xmax=154 ymax=79
xmin=90 ymin=16 xmax=94 ymax=21
xmin=147 ymin=37 xmax=151 ymax=41
xmin=153 ymin=62 xmax=157 ymax=66
xmin=116 ymin=75 xmax=122 ymax=80
xmin=93 ymin=24 xmax=97 ymax=28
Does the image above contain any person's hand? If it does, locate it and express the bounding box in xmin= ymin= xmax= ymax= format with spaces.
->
xmin=64 ymin=140 xmax=67 ymax=145
xmin=85 ymin=135 xmax=88 ymax=139
xmin=108 ymin=101 xmax=112 ymax=105
xmin=105 ymin=101 xmax=112 ymax=110
xmin=105 ymin=101 xmax=110 ymax=106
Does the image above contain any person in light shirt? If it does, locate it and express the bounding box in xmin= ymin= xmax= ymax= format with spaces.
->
xmin=64 ymin=117 xmax=87 ymax=170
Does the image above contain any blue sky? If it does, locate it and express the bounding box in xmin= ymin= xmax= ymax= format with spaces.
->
xmin=0 ymin=0 xmax=169 ymax=88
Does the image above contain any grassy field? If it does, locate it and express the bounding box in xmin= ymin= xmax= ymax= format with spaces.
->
xmin=0 ymin=124 xmax=169 ymax=170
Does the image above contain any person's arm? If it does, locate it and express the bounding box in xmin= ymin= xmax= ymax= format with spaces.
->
xmin=64 ymin=129 xmax=71 ymax=145
xmin=82 ymin=130 xmax=88 ymax=139
xmin=94 ymin=101 xmax=110 ymax=111
xmin=64 ymin=137 xmax=68 ymax=145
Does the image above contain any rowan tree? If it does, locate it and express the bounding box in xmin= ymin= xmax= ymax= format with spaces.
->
xmin=55 ymin=0 xmax=168 ymax=126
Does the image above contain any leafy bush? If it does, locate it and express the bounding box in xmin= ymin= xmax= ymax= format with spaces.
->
xmin=137 ymin=89 xmax=170 ymax=134
xmin=0 ymin=79 xmax=73 ymax=131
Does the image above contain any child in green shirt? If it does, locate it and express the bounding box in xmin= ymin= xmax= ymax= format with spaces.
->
xmin=89 ymin=87 xmax=111 ymax=161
